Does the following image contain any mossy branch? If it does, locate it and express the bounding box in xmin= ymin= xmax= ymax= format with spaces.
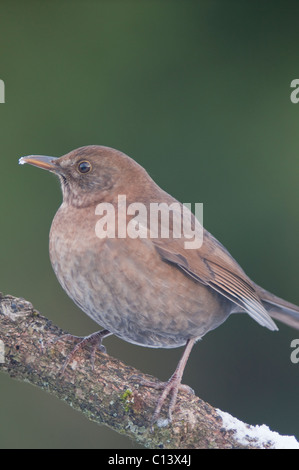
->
xmin=0 ymin=293 xmax=296 ymax=449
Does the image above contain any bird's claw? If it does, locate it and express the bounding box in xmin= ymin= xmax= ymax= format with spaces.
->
xmin=45 ymin=329 xmax=111 ymax=375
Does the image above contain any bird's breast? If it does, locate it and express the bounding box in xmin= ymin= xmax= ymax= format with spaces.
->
xmin=49 ymin=204 xmax=232 ymax=348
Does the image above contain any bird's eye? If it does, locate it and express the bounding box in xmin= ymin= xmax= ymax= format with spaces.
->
xmin=77 ymin=160 xmax=92 ymax=174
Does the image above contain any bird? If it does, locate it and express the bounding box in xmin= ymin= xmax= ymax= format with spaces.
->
xmin=19 ymin=145 xmax=299 ymax=424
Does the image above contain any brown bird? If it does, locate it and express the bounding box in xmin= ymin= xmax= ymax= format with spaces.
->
xmin=19 ymin=145 xmax=299 ymax=424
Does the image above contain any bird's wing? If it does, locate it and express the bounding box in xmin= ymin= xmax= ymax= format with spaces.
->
xmin=153 ymin=228 xmax=278 ymax=332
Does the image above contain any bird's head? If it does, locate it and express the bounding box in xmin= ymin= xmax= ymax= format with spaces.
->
xmin=19 ymin=145 xmax=150 ymax=208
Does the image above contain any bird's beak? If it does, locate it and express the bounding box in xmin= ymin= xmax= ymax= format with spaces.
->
xmin=19 ymin=155 xmax=59 ymax=172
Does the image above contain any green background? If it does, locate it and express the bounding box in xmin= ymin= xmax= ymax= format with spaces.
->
xmin=1 ymin=0 xmax=299 ymax=449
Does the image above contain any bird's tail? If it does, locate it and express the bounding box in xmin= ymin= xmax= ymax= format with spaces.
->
xmin=254 ymin=283 xmax=299 ymax=330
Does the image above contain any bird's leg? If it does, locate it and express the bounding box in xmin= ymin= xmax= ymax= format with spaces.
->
xmin=139 ymin=338 xmax=196 ymax=425
xmin=48 ymin=329 xmax=112 ymax=374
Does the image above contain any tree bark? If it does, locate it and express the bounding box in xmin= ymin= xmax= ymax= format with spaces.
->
xmin=0 ymin=292 xmax=295 ymax=449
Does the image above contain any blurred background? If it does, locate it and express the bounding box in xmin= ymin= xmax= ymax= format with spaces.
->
xmin=1 ymin=0 xmax=299 ymax=449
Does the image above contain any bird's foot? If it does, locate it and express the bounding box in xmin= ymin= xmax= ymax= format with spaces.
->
xmin=138 ymin=338 xmax=196 ymax=428
xmin=47 ymin=329 xmax=111 ymax=375
xmin=140 ymin=375 xmax=194 ymax=427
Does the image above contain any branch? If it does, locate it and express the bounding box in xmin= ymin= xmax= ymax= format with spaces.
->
xmin=0 ymin=293 xmax=297 ymax=449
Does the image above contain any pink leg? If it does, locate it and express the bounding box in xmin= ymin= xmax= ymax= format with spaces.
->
xmin=49 ymin=329 xmax=112 ymax=374
xmin=140 ymin=338 xmax=196 ymax=424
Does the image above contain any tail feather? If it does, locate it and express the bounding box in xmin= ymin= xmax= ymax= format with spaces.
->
xmin=254 ymin=284 xmax=299 ymax=330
